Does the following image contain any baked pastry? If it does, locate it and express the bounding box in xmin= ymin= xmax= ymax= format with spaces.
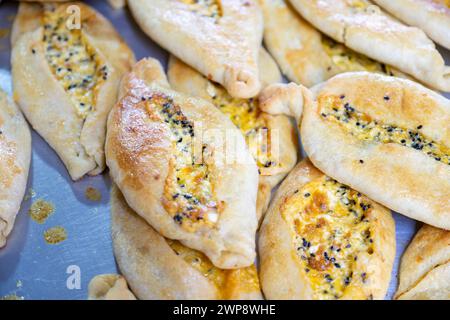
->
xmin=127 ymin=0 xmax=263 ymax=98
xmin=289 ymin=0 xmax=450 ymax=92
xmin=106 ymin=58 xmax=259 ymax=269
xmin=373 ymin=0 xmax=450 ymax=50
xmin=110 ymin=186 xmax=263 ymax=300
xmin=167 ymin=51 xmax=298 ymax=222
xmin=259 ymin=159 xmax=396 ymax=300
xmin=0 ymin=91 xmax=32 ymax=248
xmin=395 ymin=225 xmax=450 ymax=300
xmin=88 ymin=274 xmax=137 ymax=300
xmin=259 ymin=0 xmax=408 ymax=87
xmin=11 ymin=2 xmax=135 ymax=180
xmin=260 ymin=72 xmax=450 ymax=229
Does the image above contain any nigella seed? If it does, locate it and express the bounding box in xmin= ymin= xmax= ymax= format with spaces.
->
xmin=304 ymin=192 xmax=311 ymax=198
xmin=384 ymin=95 xmax=390 ymax=101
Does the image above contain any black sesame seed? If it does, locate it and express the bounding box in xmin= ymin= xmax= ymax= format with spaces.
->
xmin=384 ymin=95 xmax=390 ymax=101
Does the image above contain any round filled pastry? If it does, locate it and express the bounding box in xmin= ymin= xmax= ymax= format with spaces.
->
xmin=395 ymin=225 xmax=450 ymax=300
xmin=167 ymin=50 xmax=298 ymax=223
xmin=106 ymin=186 xmax=262 ymax=300
xmin=0 ymin=91 xmax=31 ymax=248
xmin=259 ymin=159 xmax=396 ymax=300
xmin=106 ymin=58 xmax=259 ymax=269
xmin=11 ymin=1 xmax=135 ymax=180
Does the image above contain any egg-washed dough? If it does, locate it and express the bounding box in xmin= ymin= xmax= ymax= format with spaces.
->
xmin=127 ymin=0 xmax=263 ymax=99
xmin=0 ymin=91 xmax=31 ymax=248
xmin=395 ymin=225 xmax=450 ymax=300
xmin=259 ymin=0 xmax=409 ymax=87
xmin=11 ymin=2 xmax=135 ymax=180
xmin=260 ymin=72 xmax=450 ymax=229
xmin=110 ymin=186 xmax=263 ymax=300
xmin=88 ymin=274 xmax=137 ymax=300
xmin=167 ymin=51 xmax=298 ymax=222
xmin=106 ymin=58 xmax=259 ymax=269
xmin=372 ymin=0 xmax=450 ymax=50
xmin=259 ymin=159 xmax=395 ymax=300
xmin=289 ymin=0 xmax=450 ymax=92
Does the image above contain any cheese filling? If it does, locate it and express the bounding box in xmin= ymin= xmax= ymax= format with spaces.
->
xmin=179 ymin=0 xmax=222 ymax=20
xmin=207 ymin=82 xmax=278 ymax=171
xmin=320 ymin=96 xmax=450 ymax=165
xmin=321 ymin=37 xmax=395 ymax=76
xmin=281 ymin=176 xmax=374 ymax=300
xmin=167 ymin=240 xmax=260 ymax=298
xmin=42 ymin=6 xmax=108 ymax=119
xmin=145 ymin=94 xmax=219 ymax=231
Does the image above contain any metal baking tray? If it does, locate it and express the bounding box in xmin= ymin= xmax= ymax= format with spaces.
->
xmin=0 ymin=0 xmax=448 ymax=300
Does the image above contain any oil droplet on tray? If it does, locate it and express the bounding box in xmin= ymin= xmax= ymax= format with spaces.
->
xmin=44 ymin=226 xmax=67 ymax=245
xmin=28 ymin=199 xmax=54 ymax=224
xmin=1 ymin=294 xmax=24 ymax=300
xmin=85 ymin=186 xmax=102 ymax=202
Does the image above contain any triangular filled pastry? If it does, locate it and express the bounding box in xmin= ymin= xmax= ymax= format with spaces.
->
xmin=260 ymin=72 xmax=450 ymax=230
xmin=259 ymin=0 xmax=408 ymax=87
xmin=259 ymin=159 xmax=395 ymax=299
xmin=127 ymin=0 xmax=263 ymax=98
xmin=289 ymin=0 xmax=450 ymax=92
xmin=101 ymin=186 xmax=262 ymax=299
xmin=106 ymin=58 xmax=259 ymax=269
xmin=11 ymin=2 xmax=135 ymax=180
xmin=167 ymin=50 xmax=298 ymax=222
xmin=0 ymin=90 xmax=31 ymax=248
xmin=395 ymin=225 xmax=450 ymax=300
xmin=373 ymin=0 xmax=450 ymax=50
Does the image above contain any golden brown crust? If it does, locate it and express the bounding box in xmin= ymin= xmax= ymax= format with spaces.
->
xmin=296 ymin=72 xmax=450 ymax=229
xmin=111 ymin=186 xmax=263 ymax=300
xmin=259 ymin=159 xmax=396 ymax=300
xmin=289 ymin=0 xmax=450 ymax=92
xmin=259 ymin=0 xmax=409 ymax=87
xmin=301 ymin=73 xmax=450 ymax=229
xmin=373 ymin=0 xmax=450 ymax=50
xmin=395 ymin=225 xmax=450 ymax=299
xmin=88 ymin=274 xmax=137 ymax=300
xmin=127 ymin=0 xmax=263 ymax=98
xmin=106 ymin=58 xmax=259 ymax=269
xmin=11 ymin=2 xmax=135 ymax=180
xmin=167 ymin=53 xmax=298 ymax=223
xmin=0 ymin=91 xmax=31 ymax=248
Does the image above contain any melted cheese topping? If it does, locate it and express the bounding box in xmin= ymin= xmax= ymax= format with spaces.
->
xmin=145 ymin=94 xmax=219 ymax=231
xmin=320 ymin=95 xmax=450 ymax=165
xmin=281 ymin=176 xmax=374 ymax=300
xmin=42 ymin=6 xmax=108 ymax=119
xmin=207 ymin=82 xmax=278 ymax=171
xmin=321 ymin=37 xmax=395 ymax=75
xmin=167 ymin=240 xmax=260 ymax=298
xmin=346 ymin=0 xmax=371 ymax=10
xmin=179 ymin=0 xmax=222 ymax=20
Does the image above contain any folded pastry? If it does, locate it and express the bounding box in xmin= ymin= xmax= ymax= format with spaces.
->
xmin=11 ymin=2 xmax=135 ymax=180
xmin=127 ymin=0 xmax=263 ymax=98
xmin=395 ymin=225 xmax=450 ymax=300
xmin=88 ymin=274 xmax=137 ymax=300
xmin=106 ymin=58 xmax=259 ymax=269
xmin=0 ymin=91 xmax=32 ymax=248
xmin=259 ymin=159 xmax=396 ymax=300
xmin=167 ymin=51 xmax=298 ymax=222
xmin=110 ymin=186 xmax=263 ymax=300
xmin=260 ymin=72 xmax=450 ymax=229
xmin=259 ymin=0 xmax=408 ymax=87
xmin=289 ymin=0 xmax=450 ymax=92
xmin=373 ymin=0 xmax=450 ymax=50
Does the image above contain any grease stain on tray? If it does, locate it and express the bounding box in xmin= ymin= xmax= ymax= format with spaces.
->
xmin=44 ymin=226 xmax=67 ymax=244
xmin=29 ymin=199 xmax=54 ymax=224
xmin=85 ymin=186 xmax=102 ymax=202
